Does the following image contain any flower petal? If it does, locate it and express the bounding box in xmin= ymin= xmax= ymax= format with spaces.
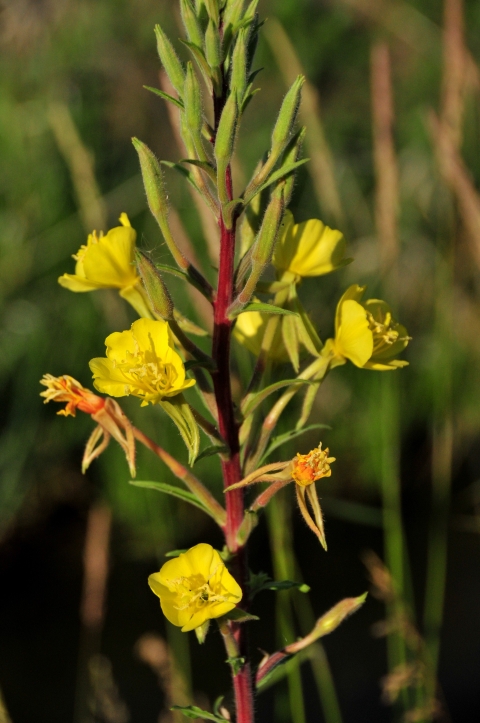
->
xmin=335 ymin=300 xmax=373 ymax=367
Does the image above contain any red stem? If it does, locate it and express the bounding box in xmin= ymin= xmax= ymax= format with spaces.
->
xmin=211 ymin=90 xmax=254 ymax=720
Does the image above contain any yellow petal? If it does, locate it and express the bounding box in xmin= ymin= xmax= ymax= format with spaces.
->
xmin=119 ymin=285 xmax=153 ymax=319
xmin=104 ymin=329 xmax=137 ymax=363
xmin=119 ymin=212 xmax=131 ymax=227
xmin=82 ymin=225 xmax=138 ymax=288
xmin=335 ymin=300 xmax=373 ymax=367
xmin=58 ymin=273 xmax=102 ymax=292
xmin=89 ymin=358 xmax=130 ymax=397
xmin=130 ymin=318 xmax=171 ymax=357
xmin=290 ymin=220 xmax=346 ymax=277
xmin=334 ymin=285 xmax=366 ymax=337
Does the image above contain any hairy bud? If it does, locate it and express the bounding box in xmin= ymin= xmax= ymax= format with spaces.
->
xmin=135 ymin=250 xmax=174 ymax=320
xmin=155 ymin=25 xmax=186 ymax=97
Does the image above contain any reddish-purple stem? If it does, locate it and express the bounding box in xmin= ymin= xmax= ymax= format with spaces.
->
xmin=211 ymin=85 xmax=254 ymax=722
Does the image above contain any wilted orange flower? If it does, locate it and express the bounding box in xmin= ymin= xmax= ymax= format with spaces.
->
xmin=40 ymin=374 xmax=136 ymax=476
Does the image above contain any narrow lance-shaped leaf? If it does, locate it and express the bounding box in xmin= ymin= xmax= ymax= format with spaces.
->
xmin=159 ymin=396 xmax=200 ymax=466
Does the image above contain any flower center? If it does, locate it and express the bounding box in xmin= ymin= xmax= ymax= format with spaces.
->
xmin=292 ymin=444 xmax=335 ymax=487
xmin=170 ymin=571 xmax=234 ymax=613
xmin=115 ymin=334 xmax=180 ymax=400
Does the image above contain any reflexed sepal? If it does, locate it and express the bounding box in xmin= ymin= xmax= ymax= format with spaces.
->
xmin=159 ymin=396 xmax=200 ymax=466
xmin=194 ymin=620 xmax=210 ymax=644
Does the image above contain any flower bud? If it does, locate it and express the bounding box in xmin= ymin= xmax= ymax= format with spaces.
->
xmin=132 ymin=138 xmax=188 ymax=271
xmin=230 ymin=28 xmax=248 ymax=102
xmin=271 ymin=75 xmax=305 ymax=157
xmin=180 ymin=0 xmax=204 ymax=48
xmin=155 ymin=24 xmax=185 ymax=97
xmin=278 ymin=126 xmax=306 ymax=207
xmin=135 ymin=249 xmax=174 ymax=320
xmin=205 ymin=18 xmax=222 ymax=71
xmin=214 ymin=92 xmax=238 ymax=206
xmin=183 ymin=62 xmax=207 ymax=160
xmin=203 ymin=0 xmax=219 ymax=25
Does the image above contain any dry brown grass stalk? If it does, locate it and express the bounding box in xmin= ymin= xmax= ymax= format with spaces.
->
xmin=370 ymin=42 xmax=399 ymax=271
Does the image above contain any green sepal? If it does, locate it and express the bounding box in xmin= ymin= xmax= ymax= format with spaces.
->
xmin=240 ymin=378 xmax=314 ymax=418
xmin=159 ymin=396 xmax=200 ymax=466
xmin=171 ymin=705 xmax=228 ymax=723
xmin=231 ymin=302 xmax=299 ymax=318
xmin=194 ymin=444 xmax=229 ymax=463
xmin=143 ymin=86 xmax=184 ymax=109
xmin=241 ymin=87 xmax=261 ymax=114
xmin=243 ymin=158 xmax=309 ymax=205
xmin=281 ymin=313 xmax=300 ymax=372
xmin=129 ymin=480 xmax=213 ymax=517
xmin=259 ymin=423 xmax=331 ymax=464
xmin=194 ymin=620 xmax=210 ymax=644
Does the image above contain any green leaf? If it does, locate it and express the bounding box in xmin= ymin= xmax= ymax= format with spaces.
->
xmin=260 ymin=423 xmax=331 ymax=463
xmin=179 ymin=40 xmax=213 ymax=94
xmin=171 ymin=705 xmax=228 ymax=723
xmin=159 ymin=397 xmax=200 ymax=466
xmin=241 ymin=379 xmax=314 ymax=418
xmin=248 ymin=571 xmax=310 ymax=598
xmin=222 ymin=198 xmax=243 ymax=230
xmin=161 ymin=160 xmax=201 ymax=193
xmin=225 ymin=656 xmax=246 ymax=676
xmin=219 ymin=607 xmax=260 ymax=623
xmin=213 ymin=696 xmax=225 ymax=717
xmin=129 ymin=480 xmax=213 ymax=516
xmin=180 ymin=158 xmax=217 ymax=183
xmin=233 ymin=302 xmax=299 ymax=318
xmin=195 ymin=444 xmax=229 ymax=463
xmin=164 ymin=549 xmax=188 ymax=557
xmin=143 ymin=85 xmax=184 ymax=109
xmin=184 ymin=359 xmax=217 ymax=372
xmin=244 ymin=158 xmax=309 ymax=205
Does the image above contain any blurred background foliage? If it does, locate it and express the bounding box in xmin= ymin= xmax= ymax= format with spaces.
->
xmin=1 ymin=0 xmax=480 ymax=721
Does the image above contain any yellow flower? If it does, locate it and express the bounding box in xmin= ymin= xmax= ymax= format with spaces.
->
xmin=148 ymin=543 xmax=243 ymax=632
xmin=89 ymin=317 xmax=195 ymax=405
xmin=273 ymin=210 xmax=350 ymax=280
xmin=58 ymin=213 xmax=151 ymax=318
xmin=323 ymin=285 xmax=410 ymax=370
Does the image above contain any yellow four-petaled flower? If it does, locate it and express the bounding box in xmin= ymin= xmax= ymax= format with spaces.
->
xmin=323 ymin=285 xmax=410 ymax=370
xmin=89 ymin=317 xmax=195 ymax=405
xmin=58 ymin=213 xmax=151 ymax=318
xmin=148 ymin=544 xmax=243 ymax=632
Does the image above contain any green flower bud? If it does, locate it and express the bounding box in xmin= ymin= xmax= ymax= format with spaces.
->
xmin=183 ymin=62 xmax=207 ymax=160
xmin=271 ymin=75 xmax=305 ymax=157
xmin=214 ymin=93 xmax=238 ymax=206
xmin=205 ymin=18 xmax=222 ymax=70
xmin=230 ymin=28 xmax=248 ymax=101
xmin=180 ymin=0 xmax=204 ymax=48
xmin=155 ymin=25 xmax=185 ymax=97
xmin=135 ymin=250 xmax=174 ymax=320
xmin=279 ymin=125 xmax=306 ymax=207
xmin=203 ymin=0 xmax=219 ymax=25
xmin=132 ymin=137 xmax=188 ymax=271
